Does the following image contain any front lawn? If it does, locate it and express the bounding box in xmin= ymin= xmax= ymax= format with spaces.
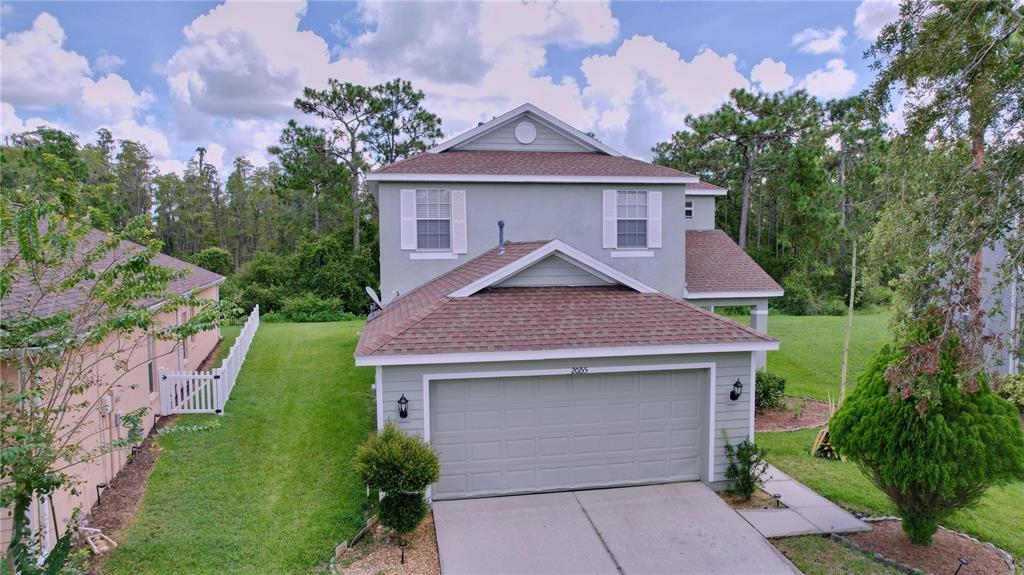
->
xmin=759 ymin=311 xmax=892 ymax=400
xmin=760 ymin=429 xmax=1024 ymax=565
xmin=772 ymin=535 xmax=902 ymax=575
xmin=103 ymin=321 xmax=375 ymax=575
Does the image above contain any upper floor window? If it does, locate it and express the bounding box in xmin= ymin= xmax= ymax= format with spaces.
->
xmin=416 ymin=189 xmax=451 ymax=250
xmin=685 ymin=200 xmax=694 ymax=220
xmin=616 ymin=190 xmax=648 ymax=248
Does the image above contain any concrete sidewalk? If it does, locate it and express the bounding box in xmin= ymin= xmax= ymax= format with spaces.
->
xmin=737 ymin=465 xmax=870 ymax=538
xmin=433 ymin=482 xmax=800 ymax=575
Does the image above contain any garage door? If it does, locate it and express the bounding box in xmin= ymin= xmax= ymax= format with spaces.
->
xmin=430 ymin=370 xmax=704 ymax=499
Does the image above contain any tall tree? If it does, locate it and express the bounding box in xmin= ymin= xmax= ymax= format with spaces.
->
xmin=293 ymin=80 xmax=375 ymax=249
xmin=365 ymin=79 xmax=444 ymax=166
xmin=113 ymin=139 xmax=156 ymax=228
xmin=868 ymin=0 xmax=1024 ymax=389
xmin=655 ymin=89 xmax=823 ymax=248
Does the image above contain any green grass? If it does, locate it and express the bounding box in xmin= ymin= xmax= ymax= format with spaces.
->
xmin=727 ymin=311 xmax=892 ymax=400
xmin=210 ymin=323 xmax=241 ymax=365
xmin=760 ymin=429 xmax=1024 ymax=564
xmin=772 ymin=535 xmax=902 ymax=575
xmin=104 ymin=321 xmax=375 ymax=575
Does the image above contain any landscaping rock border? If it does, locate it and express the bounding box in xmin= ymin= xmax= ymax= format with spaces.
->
xmin=830 ymin=517 xmax=1015 ymax=575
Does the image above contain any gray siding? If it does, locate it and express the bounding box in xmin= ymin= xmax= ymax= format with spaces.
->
xmin=456 ymin=114 xmax=591 ymax=152
xmin=982 ymin=240 xmax=1021 ymax=375
xmin=377 ymin=351 xmax=753 ymax=484
xmin=378 ymin=182 xmax=688 ymax=299
xmin=496 ymin=255 xmax=612 ymax=288
xmin=686 ymin=196 xmax=716 ymax=231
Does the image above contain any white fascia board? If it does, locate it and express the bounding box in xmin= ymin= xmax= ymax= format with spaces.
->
xmin=685 ymin=188 xmax=728 ymax=196
xmin=365 ymin=173 xmax=697 ymax=184
xmin=685 ymin=290 xmax=784 ymax=299
xmin=448 ymin=239 xmax=659 ymax=297
xmin=355 ymin=341 xmax=780 ymax=367
xmin=429 ymin=103 xmax=623 ymax=157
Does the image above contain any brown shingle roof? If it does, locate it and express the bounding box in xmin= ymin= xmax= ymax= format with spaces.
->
xmin=688 ymin=181 xmax=728 ymax=193
xmin=685 ymin=230 xmax=782 ymax=295
xmin=370 ymin=151 xmax=696 ymax=179
xmin=357 ymin=240 xmax=775 ymax=358
xmin=2 ymin=228 xmax=224 ymax=321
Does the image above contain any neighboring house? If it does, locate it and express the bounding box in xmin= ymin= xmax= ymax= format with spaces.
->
xmin=356 ymin=103 xmax=782 ymax=499
xmin=982 ymin=239 xmax=1022 ymax=376
xmin=0 ymin=228 xmax=224 ymax=552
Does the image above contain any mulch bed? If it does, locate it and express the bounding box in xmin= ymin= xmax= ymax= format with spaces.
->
xmin=337 ymin=512 xmax=440 ymax=575
xmin=719 ymin=488 xmax=787 ymax=510
xmin=84 ymin=414 xmax=176 ymax=575
xmin=842 ymin=519 xmax=1012 ymax=575
xmin=756 ymin=397 xmax=831 ymax=432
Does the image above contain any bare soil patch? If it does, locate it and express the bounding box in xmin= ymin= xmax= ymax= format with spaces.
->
xmin=756 ymin=397 xmax=831 ymax=432
xmin=337 ymin=512 xmax=440 ymax=575
xmin=719 ymin=488 xmax=787 ymax=510
xmin=83 ymin=414 xmax=176 ymax=575
xmin=845 ymin=519 xmax=1011 ymax=575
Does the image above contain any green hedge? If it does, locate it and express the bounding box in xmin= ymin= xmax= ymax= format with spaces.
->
xmin=261 ymin=293 xmax=358 ymax=323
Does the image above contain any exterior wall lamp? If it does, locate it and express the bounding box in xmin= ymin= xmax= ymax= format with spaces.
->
xmin=397 ymin=394 xmax=409 ymax=418
xmin=730 ymin=379 xmax=743 ymax=401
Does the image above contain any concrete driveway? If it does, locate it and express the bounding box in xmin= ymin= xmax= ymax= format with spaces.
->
xmin=432 ymin=482 xmax=800 ymax=575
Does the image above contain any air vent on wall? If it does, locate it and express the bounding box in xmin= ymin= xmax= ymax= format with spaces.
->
xmin=514 ymin=121 xmax=537 ymax=144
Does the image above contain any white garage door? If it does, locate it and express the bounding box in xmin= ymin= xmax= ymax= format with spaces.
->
xmin=430 ymin=370 xmax=704 ymax=500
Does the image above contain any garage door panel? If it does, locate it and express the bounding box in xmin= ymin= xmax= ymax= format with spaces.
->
xmin=431 ymin=369 xmax=704 ymax=499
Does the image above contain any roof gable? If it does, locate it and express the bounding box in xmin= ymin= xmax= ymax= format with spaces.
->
xmin=431 ymin=103 xmax=622 ymax=157
xmin=495 ymin=253 xmax=616 ymax=288
xmin=449 ymin=240 xmax=657 ymax=297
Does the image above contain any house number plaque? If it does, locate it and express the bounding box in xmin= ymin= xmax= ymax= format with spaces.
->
xmin=570 ymin=367 xmax=589 ymax=375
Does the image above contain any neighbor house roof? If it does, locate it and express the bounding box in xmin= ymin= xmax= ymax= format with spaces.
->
xmin=2 ymin=227 xmax=225 ymax=321
xmin=687 ymin=181 xmax=728 ymax=196
xmin=366 ymin=151 xmax=699 ymax=183
xmin=685 ymin=230 xmax=783 ymax=297
xmin=356 ymin=240 xmax=776 ymax=362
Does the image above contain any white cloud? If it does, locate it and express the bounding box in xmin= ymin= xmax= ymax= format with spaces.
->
xmin=80 ymin=74 xmax=154 ymax=124
xmin=93 ymin=50 xmax=126 ymax=74
xmin=0 ymin=12 xmax=92 ymax=108
xmin=799 ymin=58 xmax=858 ymax=99
xmin=854 ymin=0 xmax=900 ymax=41
xmin=750 ymin=58 xmax=793 ymax=92
xmin=791 ymin=26 xmax=847 ymax=54
xmin=478 ymin=1 xmax=618 ymax=49
xmin=1 ymin=102 xmax=55 ymax=137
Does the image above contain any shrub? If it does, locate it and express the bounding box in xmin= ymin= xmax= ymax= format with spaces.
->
xmin=355 ymin=423 xmax=440 ymax=537
xmin=378 ymin=492 xmax=429 ymax=535
xmin=355 ymin=422 xmax=439 ymax=495
xmin=189 ymin=246 xmax=235 ymax=276
xmin=260 ymin=293 xmax=358 ymax=323
xmin=755 ymin=370 xmax=786 ymax=413
xmin=829 ymin=334 xmax=1024 ymax=545
xmin=996 ymin=374 xmax=1024 ymax=413
xmin=723 ymin=433 xmax=769 ymax=501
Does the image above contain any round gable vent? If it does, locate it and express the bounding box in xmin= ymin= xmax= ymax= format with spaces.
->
xmin=514 ymin=121 xmax=537 ymax=144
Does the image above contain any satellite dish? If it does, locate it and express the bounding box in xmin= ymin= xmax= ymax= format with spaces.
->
xmin=365 ymin=286 xmax=384 ymax=308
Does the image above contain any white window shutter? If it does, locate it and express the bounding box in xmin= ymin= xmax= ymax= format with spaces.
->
xmin=400 ymin=189 xmax=416 ymax=250
xmin=602 ymin=189 xmax=617 ymax=248
xmin=451 ymin=189 xmax=467 ymax=254
xmin=647 ymin=191 xmax=662 ymax=248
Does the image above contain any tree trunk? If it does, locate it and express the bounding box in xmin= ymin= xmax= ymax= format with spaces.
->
xmin=738 ymin=144 xmax=758 ymax=249
xmin=839 ymin=240 xmax=857 ymax=405
xmin=349 ymin=135 xmax=361 ymax=250
xmin=838 ymin=138 xmax=847 ymax=228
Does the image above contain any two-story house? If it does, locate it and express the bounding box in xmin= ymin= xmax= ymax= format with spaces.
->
xmin=355 ymin=104 xmax=782 ymax=499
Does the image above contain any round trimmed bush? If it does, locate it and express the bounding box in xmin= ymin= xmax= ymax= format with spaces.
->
xmin=829 ymin=333 xmax=1024 ymax=545
xmin=355 ymin=422 xmax=440 ymax=494
xmin=379 ymin=492 xmax=429 ymax=535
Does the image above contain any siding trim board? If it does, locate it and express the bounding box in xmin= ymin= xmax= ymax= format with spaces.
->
xmin=420 ymin=362 xmax=718 ymax=496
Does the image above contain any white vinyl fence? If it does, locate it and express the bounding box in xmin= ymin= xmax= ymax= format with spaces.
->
xmin=159 ymin=305 xmax=260 ymax=415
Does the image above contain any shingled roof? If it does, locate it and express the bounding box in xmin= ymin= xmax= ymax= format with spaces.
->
xmin=367 ymin=151 xmax=697 ymax=181
xmin=2 ymin=228 xmax=224 ymax=321
xmin=356 ymin=240 xmax=775 ymax=360
xmin=685 ymin=229 xmax=783 ymax=296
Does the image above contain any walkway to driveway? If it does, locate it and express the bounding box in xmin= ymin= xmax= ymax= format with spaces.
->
xmin=432 ymin=482 xmax=800 ymax=575
xmin=737 ymin=466 xmax=870 ymax=538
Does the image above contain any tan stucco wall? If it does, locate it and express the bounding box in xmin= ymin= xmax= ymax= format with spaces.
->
xmin=0 ymin=283 xmax=221 ymax=551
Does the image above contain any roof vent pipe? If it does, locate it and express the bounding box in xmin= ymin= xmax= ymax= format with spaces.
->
xmin=498 ymin=220 xmax=505 ymax=255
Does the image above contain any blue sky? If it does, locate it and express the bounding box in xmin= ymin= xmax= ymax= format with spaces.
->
xmin=0 ymin=0 xmax=899 ymax=174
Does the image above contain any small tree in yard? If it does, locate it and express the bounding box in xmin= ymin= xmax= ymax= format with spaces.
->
xmin=355 ymin=423 xmax=439 ymax=554
xmin=722 ymin=433 xmax=769 ymax=501
xmin=1 ymin=151 xmax=232 ymax=573
xmin=829 ymin=314 xmax=1024 ymax=545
